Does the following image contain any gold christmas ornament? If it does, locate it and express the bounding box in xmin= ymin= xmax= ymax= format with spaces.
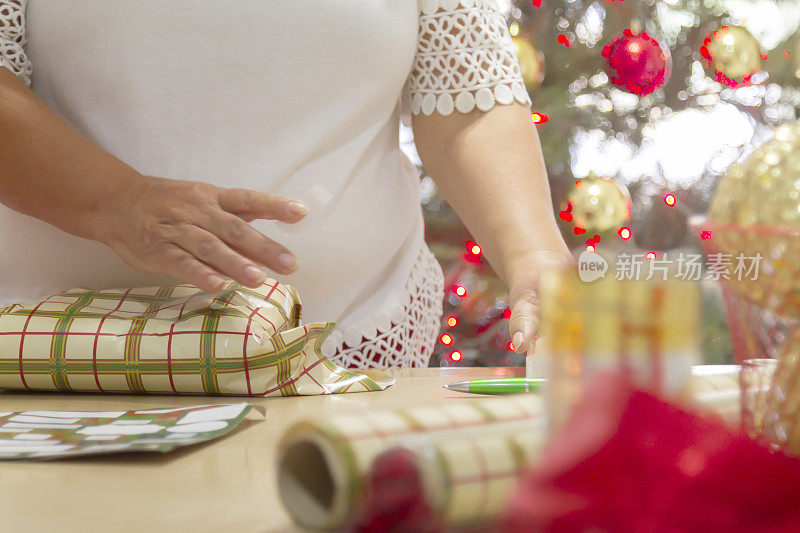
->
xmin=706 ymin=121 xmax=800 ymax=318
xmin=705 ymin=122 xmax=800 ymax=455
xmin=701 ymin=25 xmax=762 ymax=87
xmin=710 ymin=122 xmax=800 ymax=226
xmin=512 ymin=36 xmax=544 ymax=89
xmin=564 ymin=176 xmax=632 ymax=233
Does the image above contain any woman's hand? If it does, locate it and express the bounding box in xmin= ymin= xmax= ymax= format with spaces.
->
xmin=92 ymin=174 xmax=306 ymax=294
xmin=506 ymin=249 xmax=573 ymax=354
xmin=0 ymin=70 xmax=303 ymax=294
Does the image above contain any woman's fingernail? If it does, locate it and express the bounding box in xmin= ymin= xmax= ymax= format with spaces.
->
xmin=512 ymin=331 xmax=525 ymax=352
xmin=244 ymin=265 xmax=266 ymax=285
xmin=278 ymin=253 xmax=297 ymax=272
xmin=287 ymin=201 xmax=308 ymax=217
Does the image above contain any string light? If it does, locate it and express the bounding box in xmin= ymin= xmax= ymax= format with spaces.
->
xmin=664 ymin=194 xmax=676 ymax=207
xmin=559 ymin=201 xmax=573 ymax=222
xmin=450 ymin=350 xmax=463 ymax=362
xmin=618 ymin=226 xmax=632 ymax=240
xmin=447 ymin=316 xmax=458 ymax=327
xmin=440 ymin=334 xmax=453 ymax=346
xmin=531 ymin=112 xmax=549 ymax=124
xmin=452 ymin=285 xmax=467 ymax=297
xmin=507 ymin=341 xmax=515 ymax=351
xmin=466 ymin=241 xmax=482 ymax=256
xmin=502 ymin=308 xmax=512 ymax=319
xmin=509 ymin=22 xmax=520 ymax=37
xmin=557 ymin=34 xmax=572 ymax=47
xmin=700 ymin=230 xmax=712 ymax=240
xmin=645 ymin=251 xmax=657 ymax=259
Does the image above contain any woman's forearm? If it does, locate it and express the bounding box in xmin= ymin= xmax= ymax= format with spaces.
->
xmin=0 ymin=68 xmax=135 ymax=240
xmin=412 ymin=103 xmax=569 ymax=285
xmin=413 ymin=102 xmax=570 ymax=352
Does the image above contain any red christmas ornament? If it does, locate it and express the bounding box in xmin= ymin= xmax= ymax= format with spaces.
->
xmin=601 ymin=30 xmax=671 ymax=95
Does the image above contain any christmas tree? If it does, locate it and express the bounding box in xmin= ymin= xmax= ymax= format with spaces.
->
xmin=405 ymin=0 xmax=800 ymax=366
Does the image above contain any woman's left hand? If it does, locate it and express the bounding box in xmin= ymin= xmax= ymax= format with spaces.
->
xmin=506 ymin=249 xmax=573 ymax=354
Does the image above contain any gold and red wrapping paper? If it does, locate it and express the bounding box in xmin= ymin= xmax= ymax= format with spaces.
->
xmin=0 ymin=279 xmax=393 ymax=396
xmin=276 ymin=367 xmax=740 ymax=530
xmin=535 ymin=267 xmax=701 ymax=431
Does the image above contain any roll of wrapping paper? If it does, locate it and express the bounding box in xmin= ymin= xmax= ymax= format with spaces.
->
xmin=276 ymin=368 xmax=740 ymax=530
xmin=536 ymin=266 xmax=701 ymax=431
xmin=687 ymin=364 xmax=741 ymax=425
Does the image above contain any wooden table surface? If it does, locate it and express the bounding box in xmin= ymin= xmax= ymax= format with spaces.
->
xmin=0 ymin=367 xmax=523 ymax=532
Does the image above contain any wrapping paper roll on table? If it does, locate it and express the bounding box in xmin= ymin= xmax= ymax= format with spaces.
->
xmin=277 ymin=394 xmax=547 ymax=529
xmin=277 ymin=366 xmax=741 ymax=530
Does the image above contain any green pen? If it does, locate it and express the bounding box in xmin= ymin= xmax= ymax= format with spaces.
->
xmin=443 ymin=378 xmax=545 ymax=395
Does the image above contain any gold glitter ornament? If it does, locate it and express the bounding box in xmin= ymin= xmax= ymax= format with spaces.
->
xmin=705 ymin=123 xmax=800 ymax=457
xmin=701 ymin=25 xmax=762 ymax=87
xmin=512 ymin=36 xmax=544 ymax=89
xmin=564 ymin=176 xmax=632 ymax=233
xmin=710 ymin=122 xmax=800 ymax=226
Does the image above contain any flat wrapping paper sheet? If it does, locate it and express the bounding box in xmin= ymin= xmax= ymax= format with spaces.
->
xmin=0 ymin=279 xmax=393 ymax=396
xmin=277 ymin=366 xmax=742 ymax=530
xmin=0 ymin=403 xmax=258 ymax=459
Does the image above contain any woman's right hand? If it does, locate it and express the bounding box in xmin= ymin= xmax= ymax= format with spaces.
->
xmin=92 ymin=174 xmax=306 ymax=294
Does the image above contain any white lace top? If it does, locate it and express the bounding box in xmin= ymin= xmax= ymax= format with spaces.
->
xmin=0 ymin=0 xmax=529 ymax=368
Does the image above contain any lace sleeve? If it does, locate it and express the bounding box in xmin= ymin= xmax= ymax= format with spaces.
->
xmin=404 ymin=0 xmax=531 ymax=116
xmin=0 ymin=0 xmax=31 ymax=86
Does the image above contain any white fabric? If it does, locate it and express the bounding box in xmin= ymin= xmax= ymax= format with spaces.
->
xmin=405 ymin=0 xmax=531 ymax=116
xmin=0 ymin=1 xmax=31 ymax=86
xmin=326 ymin=244 xmax=444 ymax=368
xmin=0 ymin=0 xmax=527 ymax=367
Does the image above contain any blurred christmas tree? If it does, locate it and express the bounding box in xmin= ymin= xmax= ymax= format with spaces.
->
xmin=406 ymin=0 xmax=800 ymax=367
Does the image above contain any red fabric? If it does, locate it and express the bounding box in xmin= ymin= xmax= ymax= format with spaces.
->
xmin=502 ymin=372 xmax=800 ymax=533
xmin=356 ymin=448 xmax=443 ymax=533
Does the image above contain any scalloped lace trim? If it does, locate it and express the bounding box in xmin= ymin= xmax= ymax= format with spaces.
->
xmin=404 ymin=0 xmax=531 ymax=116
xmin=323 ymin=244 xmax=444 ymax=369
xmin=0 ymin=0 xmax=31 ymax=86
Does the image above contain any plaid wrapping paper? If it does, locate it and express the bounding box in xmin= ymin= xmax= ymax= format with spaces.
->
xmin=0 ymin=279 xmax=393 ymax=396
xmin=685 ymin=365 xmax=741 ymax=426
xmin=276 ymin=369 xmax=742 ymax=531
xmin=277 ymin=394 xmax=545 ymax=530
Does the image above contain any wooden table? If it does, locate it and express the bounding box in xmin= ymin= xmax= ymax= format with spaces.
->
xmin=0 ymin=367 xmax=523 ymax=532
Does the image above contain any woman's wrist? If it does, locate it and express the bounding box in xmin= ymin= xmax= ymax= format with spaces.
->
xmin=505 ymin=244 xmax=573 ymax=288
xmin=75 ymin=166 xmax=144 ymax=244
